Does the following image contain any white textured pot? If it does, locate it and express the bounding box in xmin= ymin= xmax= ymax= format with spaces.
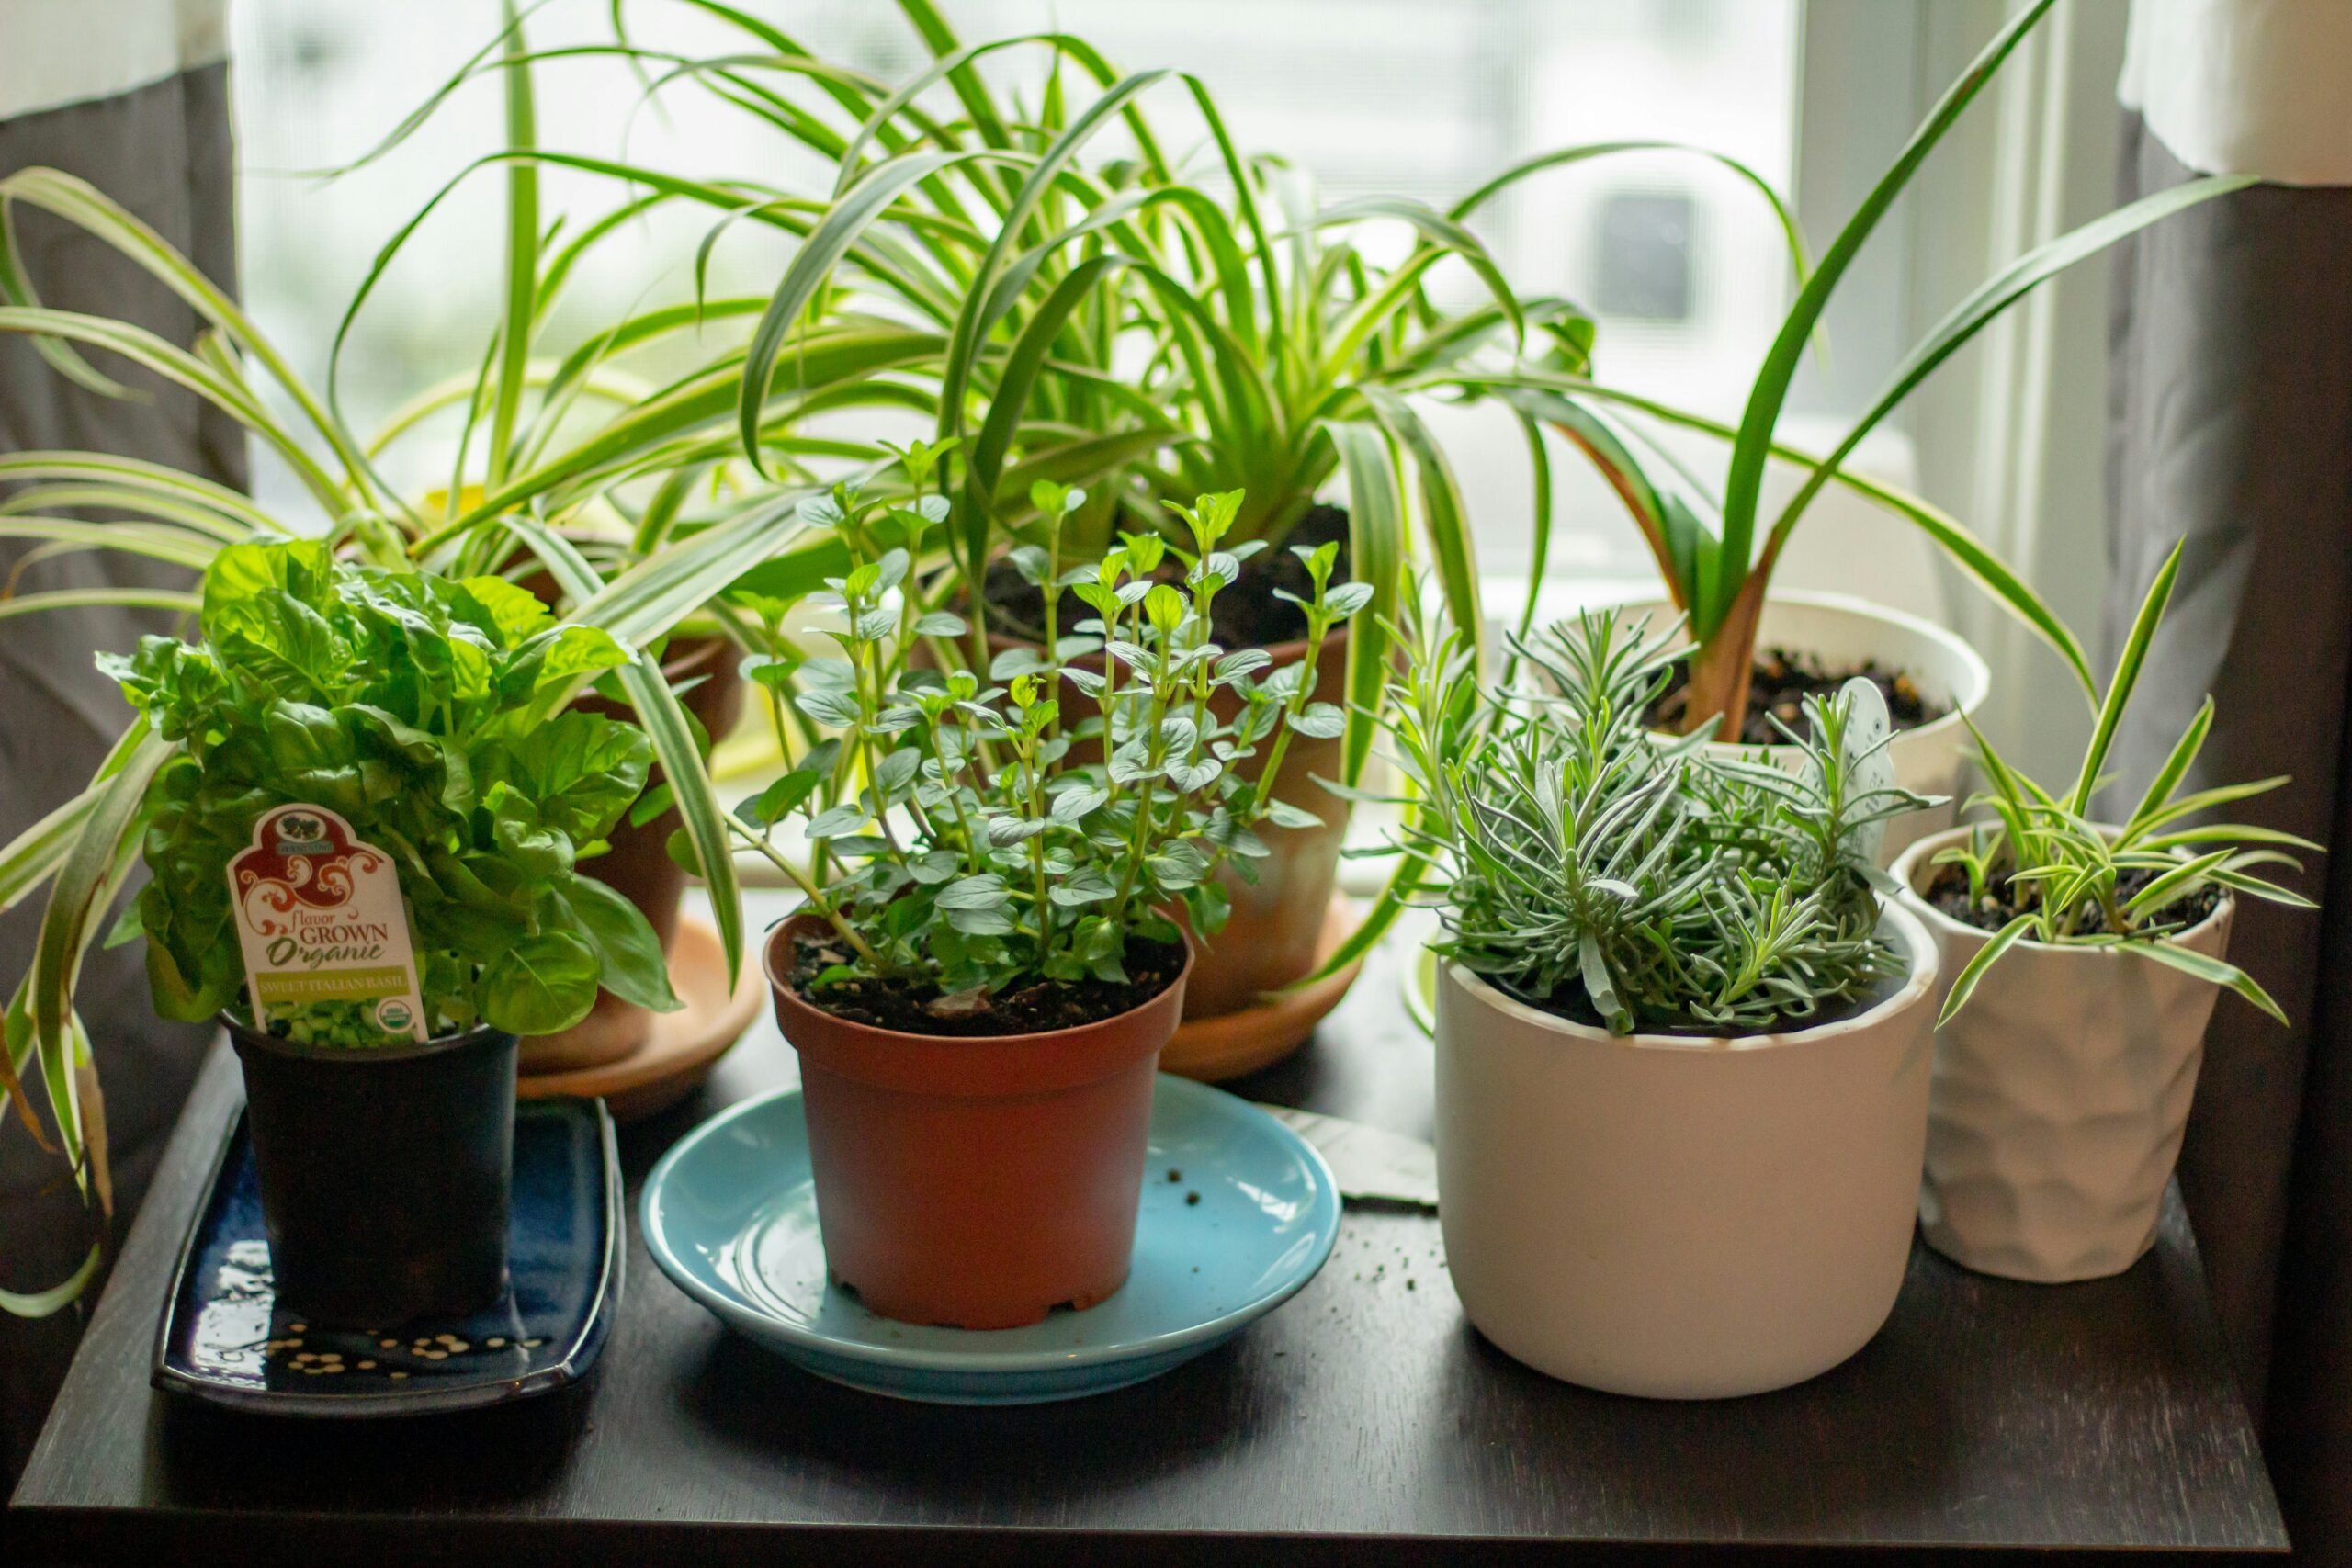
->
xmin=1892 ymin=825 xmax=2233 ymax=1282
xmin=1609 ymin=592 xmax=1992 ymax=865
xmin=1434 ymin=902 xmax=1939 ymax=1399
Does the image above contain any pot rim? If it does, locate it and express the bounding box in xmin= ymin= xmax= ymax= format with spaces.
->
xmin=763 ymin=913 xmax=1196 ymax=1048
xmin=1891 ymin=821 xmax=2235 ymax=957
xmin=224 ymin=1015 xmax=516 ymax=1066
xmin=1439 ymin=897 xmax=1939 ymax=1055
xmin=1594 ymin=588 xmax=1994 ymax=749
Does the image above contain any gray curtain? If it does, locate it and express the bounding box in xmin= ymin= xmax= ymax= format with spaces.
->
xmin=2105 ymin=111 xmax=2352 ymax=1562
xmin=0 ymin=63 xmax=241 ymax=1486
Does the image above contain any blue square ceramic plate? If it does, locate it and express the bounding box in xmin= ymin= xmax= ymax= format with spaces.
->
xmin=152 ymin=1099 xmax=621 ymax=1417
xmin=641 ymin=1075 xmax=1341 ymax=1404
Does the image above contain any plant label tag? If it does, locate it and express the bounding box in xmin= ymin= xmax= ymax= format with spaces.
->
xmin=1836 ymin=676 xmax=1896 ymax=865
xmin=228 ymin=805 xmax=428 ymax=1044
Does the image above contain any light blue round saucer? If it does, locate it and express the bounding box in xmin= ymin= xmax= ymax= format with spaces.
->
xmin=641 ymin=1075 xmax=1340 ymax=1404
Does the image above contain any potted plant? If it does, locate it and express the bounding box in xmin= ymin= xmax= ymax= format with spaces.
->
xmin=0 ymin=538 xmax=675 ymax=1324
xmin=1478 ymin=0 xmax=2252 ymax=864
xmin=1892 ymin=546 xmax=2317 ymax=1282
xmin=682 ymin=2 xmax=1819 ymax=1073
xmin=728 ymin=457 xmax=1363 ymax=1329
xmin=1383 ymin=606 xmax=1941 ymax=1397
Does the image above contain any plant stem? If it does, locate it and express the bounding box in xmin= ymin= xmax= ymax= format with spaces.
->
xmin=729 ymin=819 xmax=884 ymax=970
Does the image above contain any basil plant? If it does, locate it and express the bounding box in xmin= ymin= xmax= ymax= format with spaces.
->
xmin=101 ymin=538 xmax=678 ymax=1042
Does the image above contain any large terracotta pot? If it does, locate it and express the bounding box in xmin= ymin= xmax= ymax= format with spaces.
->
xmin=1434 ymin=903 xmax=1939 ymax=1398
xmin=987 ymin=624 xmax=1352 ymax=1022
xmin=1609 ymin=592 xmax=1992 ymax=865
xmin=764 ymin=916 xmax=1190 ymax=1330
xmin=1893 ymin=825 xmax=2235 ymax=1281
xmin=519 ymin=637 xmax=746 ymax=1073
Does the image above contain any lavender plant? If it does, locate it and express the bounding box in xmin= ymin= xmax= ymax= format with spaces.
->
xmin=1377 ymin=608 xmax=1932 ymax=1035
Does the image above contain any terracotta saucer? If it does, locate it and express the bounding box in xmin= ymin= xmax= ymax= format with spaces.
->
xmin=1159 ymin=894 xmax=1363 ymax=1083
xmin=517 ymin=915 xmax=763 ymax=1122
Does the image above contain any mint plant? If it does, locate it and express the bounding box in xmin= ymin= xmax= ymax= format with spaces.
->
xmin=99 ymin=538 xmax=680 ymax=1043
xmin=734 ymin=457 xmax=1367 ymax=1017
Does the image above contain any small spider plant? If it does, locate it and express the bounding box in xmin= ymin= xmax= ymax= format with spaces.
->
xmin=1930 ymin=544 xmax=2319 ymax=1026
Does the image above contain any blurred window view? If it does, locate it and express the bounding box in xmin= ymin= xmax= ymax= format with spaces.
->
xmin=231 ymin=0 xmax=1800 ymax=573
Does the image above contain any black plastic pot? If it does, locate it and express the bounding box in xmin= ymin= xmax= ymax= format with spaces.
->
xmin=227 ymin=1019 xmax=520 ymax=1326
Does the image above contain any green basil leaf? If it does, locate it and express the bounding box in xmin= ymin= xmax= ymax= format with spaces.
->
xmin=481 ymin=929 xmax=600 ymax=1036
xmin=548 ymin=874 xmax=681 ymax=1014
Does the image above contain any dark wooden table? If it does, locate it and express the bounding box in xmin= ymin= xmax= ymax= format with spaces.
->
xmin=7 ymin=902 xmax=2289 ymax=1566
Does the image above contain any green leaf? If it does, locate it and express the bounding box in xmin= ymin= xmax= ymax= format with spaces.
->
xmin=2073 ymin=542 xmax=2181 ymax=815
xmin=1765 ymin=174 xmax=2256 ymax=562
xmin=2120 ymin=937 xmax=2287 ymax=1025
xmin=1263 ymin=798 xmax=1324 ymax=830
xmin=1469 ymin=373 xmax=2096 ymax=700
xmin=0 ymin=1241 xmax=101 ymax=1320
xmin=1050 ymin=867 xmax=1116 ymax=907
xmin=1936 ymin=912 xmax=2037 ymax=1027
xmin=937 ymin=874 xmax=1012 ymax=912
xmin=1360 ymin=387 xmax=1479 ymax=675
xmin=483 ymin=0 xmax=538 ymax=486
xmin=499 ymin=518 xmax=744 ymax=987
xmin=488 ymin=710 xmax=653 ymax=848
xmin=1715 ymin=0 xmax=2060 ymax=631
xmin=1290 ymin=703 xmax=1345 ymax=739
xmin=481 ymin=929 xmax=601 ymax=1035
xmin=549 ymin=874 xmax=681 ymax=1013
xmin=459 ymin=573 xmax=557 ymax=645
xmin=1327 ymin=422 xmax=1405 ymax=784
xmin=740 ymin=148 xmax=1018 ymax=474
xmin=1310 ymin=194 xmax=1523 ymax=347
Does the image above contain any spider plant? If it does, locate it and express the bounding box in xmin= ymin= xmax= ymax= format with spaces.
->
xmin=1479 ymin=0 xmax=2254 ymax=740
xmin=1929 ymin=543 xmax=2317 ymax=1026
xmin=315 ymin=2 xmax=1815 ymax=992
xmin=680 ymin=0 xmax=1811 ymax=783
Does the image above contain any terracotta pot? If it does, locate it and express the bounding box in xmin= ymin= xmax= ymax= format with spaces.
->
xmin=1893 ymin=825 xmax=2234 ymax=1281
xmin=1434 ymin=903 xmax=1939 ymax=1398
xmin=985 ymin=624 xmax=1352 ymax=1022
xmin=763 ymin=916 xmax=1191 ymax=1330
xmin=519 ymin=637 xmax=746 ymax=1074
xmin=1607 ymin=592 xmax=1993 ymax=865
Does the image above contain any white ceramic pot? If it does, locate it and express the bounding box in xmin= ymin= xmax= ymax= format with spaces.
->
xmin=1433 ymin=901 xmax=1939 ymax=1399
xmin=1892 ymin=825 xmax=2233 ymax=1282
xmin=1607 ymin=592 xmax=1992 ymax=865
